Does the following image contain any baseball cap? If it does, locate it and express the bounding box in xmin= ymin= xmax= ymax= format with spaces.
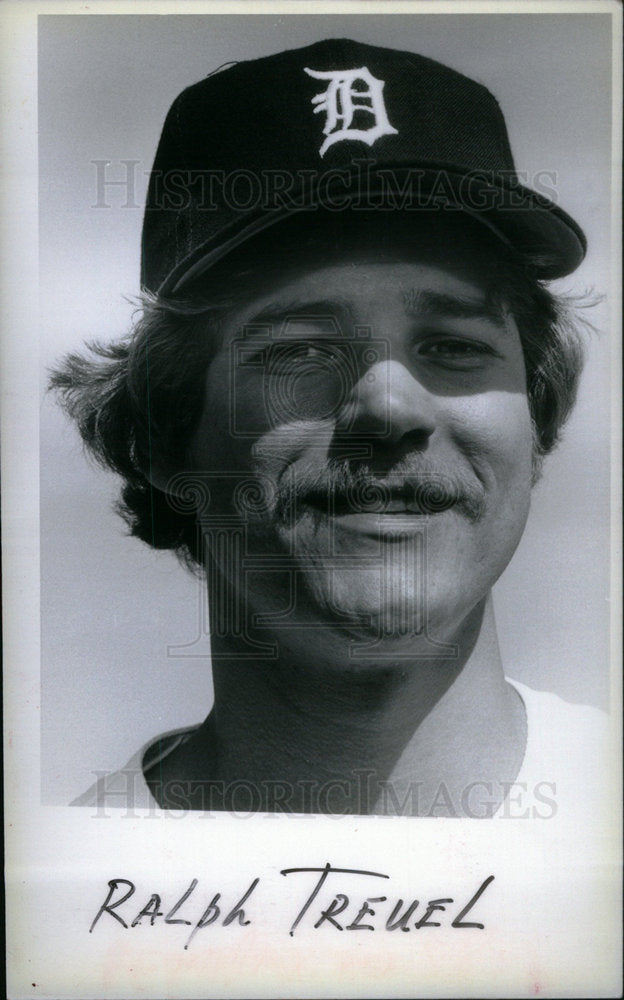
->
xmin=141 ymin=37 xmax=586 ymax=296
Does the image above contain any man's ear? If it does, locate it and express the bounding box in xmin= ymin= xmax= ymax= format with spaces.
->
xmin=142 ymin=463 xmax=176 ymax=494
xmin=143 ymin=460 xmax=214 ymax=519
xmin=139 ymin=435 xmax=199 ymax=495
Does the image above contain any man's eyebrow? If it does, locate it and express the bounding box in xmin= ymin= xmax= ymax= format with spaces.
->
xmin=245 ymin=298 xmax=356 ymax=328
xmin=403 ymin=289 xmax=505 ymax=324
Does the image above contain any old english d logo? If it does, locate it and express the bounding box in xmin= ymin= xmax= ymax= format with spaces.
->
xmin=304 ymin=65 xmax=398 ymax=157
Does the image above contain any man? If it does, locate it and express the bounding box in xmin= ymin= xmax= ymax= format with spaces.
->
xmin=54 ymin=38 xmax=604 ymax=817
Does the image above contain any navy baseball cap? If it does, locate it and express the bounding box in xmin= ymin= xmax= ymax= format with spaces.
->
xmin=141 ymin=38 xmax=586 ymax=295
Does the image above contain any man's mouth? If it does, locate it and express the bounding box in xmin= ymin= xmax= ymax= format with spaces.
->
xmin=272 ymin=462 xmax=486 ymax=525
xmin=300 ymin=481 xmax=460 ymax=517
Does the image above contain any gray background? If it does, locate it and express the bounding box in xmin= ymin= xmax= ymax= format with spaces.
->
xmin=39 ymin=12 xmax=614 ymax=804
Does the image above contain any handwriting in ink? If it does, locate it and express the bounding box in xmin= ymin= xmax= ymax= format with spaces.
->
xmin=281 ymin=864 xmax=495 ymax=935
xmin=88 ymin=864 xmax=495 ymax=947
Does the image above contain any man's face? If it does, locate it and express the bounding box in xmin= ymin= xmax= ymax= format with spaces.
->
xmin=190 ymin=224 xmax=534 ymax=656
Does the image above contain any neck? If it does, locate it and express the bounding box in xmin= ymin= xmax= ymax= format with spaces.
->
xmin=154 ymin=589 xmax=526 ymax=816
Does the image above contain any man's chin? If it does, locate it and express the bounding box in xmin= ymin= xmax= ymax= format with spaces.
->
xmin=295 ymin=581 xmax=456 ymax=648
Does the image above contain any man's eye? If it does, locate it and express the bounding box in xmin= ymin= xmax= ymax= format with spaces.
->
xmin=267 ymin=341 xmax=344 ymax=372
xmin=418 ymin=337 xmax=495 ymax=366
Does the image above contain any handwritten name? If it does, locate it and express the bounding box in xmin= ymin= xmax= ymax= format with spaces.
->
xmin=90 ymin=863 xmax=495 ymax=949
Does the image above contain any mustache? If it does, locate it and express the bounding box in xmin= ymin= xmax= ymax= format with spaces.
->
xmin=273 ymin=459 xmax=486 ymax=523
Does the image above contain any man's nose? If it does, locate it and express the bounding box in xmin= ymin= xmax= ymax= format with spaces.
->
xmin=339 ymin=359 xmax=436 ymax=446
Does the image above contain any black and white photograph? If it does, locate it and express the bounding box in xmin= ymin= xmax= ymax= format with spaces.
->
xmin=2 ymin=2 xmax=622 ymax=997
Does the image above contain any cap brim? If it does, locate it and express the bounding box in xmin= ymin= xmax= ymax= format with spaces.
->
xmin=156 ymin=165 xmax=586 ymax=295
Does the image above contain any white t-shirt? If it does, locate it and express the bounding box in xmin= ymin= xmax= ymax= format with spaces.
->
xmin=71 ymin=679 xmax=609 ymax=819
